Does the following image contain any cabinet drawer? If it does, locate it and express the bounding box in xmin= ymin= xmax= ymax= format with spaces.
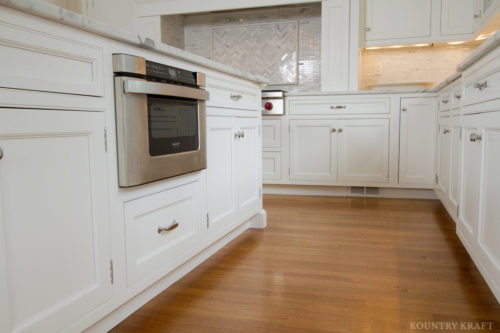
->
xmin=463 ymin=49 xmax=500 ymax=107
xmin=263 ymin=151 xmax=281 ymax=181
xmin=439 ymin=93 xmax=452 ymax=111
xmin=262 ymin=118 xmax=282 ymax=148
xmin=124 ymin=181 xmax=202 ymax=288
xmin=0 ymin=20 xmax=103 ymax=96
xmin=206 ymin=75 xmax=259 ymax=111
xmin=289 ymin=97 xmax=390 ymax=115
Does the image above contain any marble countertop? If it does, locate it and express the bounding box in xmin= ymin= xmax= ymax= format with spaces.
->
xmin=0 ymin=0 xmax=268 ymax=84
xmin=285 ymin=88 xmax=434 ymax=97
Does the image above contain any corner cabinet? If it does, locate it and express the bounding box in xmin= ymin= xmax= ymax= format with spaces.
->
xmin=206 ymin=113 xmax=261 ymax=239
xmin=0 ymin=108 xmax=112 ymax=333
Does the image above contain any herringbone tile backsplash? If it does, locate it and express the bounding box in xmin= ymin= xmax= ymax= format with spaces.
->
xmin=164 ymin=4 xmax=321 ymax=92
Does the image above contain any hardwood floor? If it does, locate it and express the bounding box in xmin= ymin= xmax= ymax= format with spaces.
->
xmin=111 ymin=195 xmax=500 ymax=332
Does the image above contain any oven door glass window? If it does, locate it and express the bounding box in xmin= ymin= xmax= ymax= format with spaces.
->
xmin=147 ymin=96 xmax=199 ymax=156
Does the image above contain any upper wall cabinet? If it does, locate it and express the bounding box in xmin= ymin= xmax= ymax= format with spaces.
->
xmin=362 ymin=0 xmax=475 ymax=46
xmin=364 ymin=0 xmax=432 ymax=41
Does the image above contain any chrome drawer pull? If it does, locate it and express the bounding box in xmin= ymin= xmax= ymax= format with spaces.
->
xmin=330 ymin=105 xmax=346 ymax=109
xmin=442 ymin=98 xmax=449 ymax=104
xmin=443 ymin=129 xmax=450 ymax=134
xmin=338 ymin=128 xmax=344 ymax=133
xmin=473 ymin=81 xmax=488 ymax=90
xmin=158 ymin=221 xmax=179 ymax=234
xmin=454 ymin=94 xmax=462 ymax=99
xmin=331 ymin=128 xmax=337 ymax=132
xmin=230 ymin=93 xmax=242 ymax=101
xmin=401 ymin=107 xmax=407 ymax=112
xmin=470 ymin=133 xmax=482 ymax=142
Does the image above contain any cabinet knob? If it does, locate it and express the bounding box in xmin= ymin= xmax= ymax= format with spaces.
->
xmin=454 ymin=94 xmax=462 ymax=100
xmin=234 ymin=132 xmax=240 ymax=139
xmin=158 ymin=221 xmax=179 ymax=234
xmin=0 ymin=147 xmax=3 ymax=160
xmin=230 ymin=93 xmax=242 ymax=101
xmin=365 ymin=27 xmax=371 ymax=32
xmin=443 ymin=129 xmax=450 ymax=134
xmin=474 ymin=13 xmax=481 ymax=19
xmin=442 ymin=98 xmax=449 ymax=104
xmin=470 ymin=133 xmax=482 ymax=142
xmin=473 ymin=81 xmax=488 ymax=90
xmin=338 ymin=128 xmax=343 ymax=133
xmin=401 ymin=107 xmax=407 ymax=112
xmin=331 ymin=128 xmax=337 ymax=132
xmin=241 ymin=131 xmax=245 ymax=138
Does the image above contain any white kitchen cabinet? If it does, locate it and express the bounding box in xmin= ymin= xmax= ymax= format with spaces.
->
xmin=441 ymin=0 xmax=474 ymax=36
xmin=262 ymin=118 xmax=281 ymax=148
xmin=262 ymin=151 xmax=281 ymax=181
xmin=457 ymin=112 xmax=500 ymax=301
xmin=206 ymin=115 xmax=261 ymax=238
xmin=437 ymin=121 xmax=452 ymax=194
xmin=290 ymin=119 xmax=338 ymax=182
xmin=364 ymin=0 xmax=432 ymax=42
xmin=337 ymin=119 xmax=389 ymax=183
xmin=399 ymin=98 xmax=437 ymax=186
xmin=123 ymin=180 xmax=203 ymax=289
xmin=321 ymin=0 xmax=350 ymax=91
xmin=290 ymin=118 xmax=389 ymax=184
xmin=0 ymin=108 xmax=111 ymax=333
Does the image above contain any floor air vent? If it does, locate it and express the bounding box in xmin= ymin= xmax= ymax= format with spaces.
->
xmin=350 ymin=187 xmax=381 ymax=196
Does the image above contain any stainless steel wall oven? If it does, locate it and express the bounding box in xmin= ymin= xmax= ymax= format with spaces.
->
xmin=113 ymin=54 xmax=208 ymax=187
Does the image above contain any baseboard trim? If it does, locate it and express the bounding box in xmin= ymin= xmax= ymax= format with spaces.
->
xmin=248 ymin=209 xmax=267 ymax=228
xmin=85 ymin=221 xmax=251 ymax=333
xmin=263 ymin=185 xmax=437 ymax=200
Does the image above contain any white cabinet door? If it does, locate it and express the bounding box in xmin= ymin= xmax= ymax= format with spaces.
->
xmin=437 ymin=123 xmax=452 ymax=194
xmin=321 ymin=0 xmax=349 ymax=91
xmin=206 ymin=116 xmax=237 ymax=236
xmin=477 ymin=121 xmax=500 ymax=295
xmin=235 ymin=117 xmax=260 ymax=214
xmin=441 ymin=0 xmax=474 ymax=36
xmin=337 ymin=118 xmax=389 ymax=183
xmin=448 ymin=119 xmax=462 ymax=213
xmin=0 ymin=109 xmax=111 ymax=333
xmin=458 ymin=125 xmax=482 ymax=245
xmin=262 ymin=152 xmax=281 ymax=181
xmin=290 ymin=119 xmax=338 ymax=181
xmin=399 ymin=98 xmax=437 ymax=185
xmin=262 ymin=118 xmax=281 ymax=148
xmin=364 ymin=0 xmax=432 ymax=41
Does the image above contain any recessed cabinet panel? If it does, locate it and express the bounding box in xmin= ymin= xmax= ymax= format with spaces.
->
xmin=438 ymin=124 xmax=452 ymax=193
xmin=262 ymin=118 xmax=281 ymax=148
xmin=441 ymin=0 xmax=474 ymax=36
xmin=235 ymin=117 xmax=260 ymax=213
xmin=206 ymin=116 xmax=237 ymax=232
xmin=0 ymin=20 xmax=103 ymax=96
xmin=123 ymin=181 xmax=201 ymax=288
xmin=364 ymin=0 xmax=432 ymax=41
xmin=399 ymin=98 xmax=437 ymax=185
xmin=459 ymin=126 xmax=482 ymax=239
xmin=290 ymin=120 xmax=338 ymax=181
xmin=337 ymin=118 xmax=389 ymax=183
xmin=262 ymin=151 xmax=281 ymax=180
xmin=0 ymin=109 xmax=111 ymax=333
xmin=478 ymin=127 xmax=500 ymax=281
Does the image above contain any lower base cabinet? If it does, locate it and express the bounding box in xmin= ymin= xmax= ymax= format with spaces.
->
xmin=206 ymin=114 xmax=261 ymax=238
xmin=123 ymin=180 xmax=203 ymax=289
xmin=0 ymin=109 xmax=112 ymax=333
xmin=290 ymin=118 xmax=389 ymax=183
xmin=458 ymin=111 xmax=500 ymax=300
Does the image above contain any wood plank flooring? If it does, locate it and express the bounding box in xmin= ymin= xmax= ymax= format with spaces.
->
xmin=111 ymin=195 xmax=500 ymax=332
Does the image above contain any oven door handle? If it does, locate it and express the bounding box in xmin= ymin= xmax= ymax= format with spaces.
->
xmin=123 ymin=78 xmax=209 ymax=101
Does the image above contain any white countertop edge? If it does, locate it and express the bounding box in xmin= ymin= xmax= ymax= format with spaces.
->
xmin=285 ymin=88 xmax=437 ymax=97
xmin=0 ymin=0 xmax=268 ymax=84
xmin=457 ymin=30 xmax=500 ymax=72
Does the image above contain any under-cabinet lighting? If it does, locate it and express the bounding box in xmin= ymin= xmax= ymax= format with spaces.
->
xmin=476 ymin=32 xmax=495 ymax=40
xmin=389 ymin=45 xmax=403 ymax=48
xmin=365 ymin=46 xmax=381 ymax=50
xmin=412 ymin=43 xmax=429 ymax=47
xmin=447 ymin=41 xmax=466 ymax=45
